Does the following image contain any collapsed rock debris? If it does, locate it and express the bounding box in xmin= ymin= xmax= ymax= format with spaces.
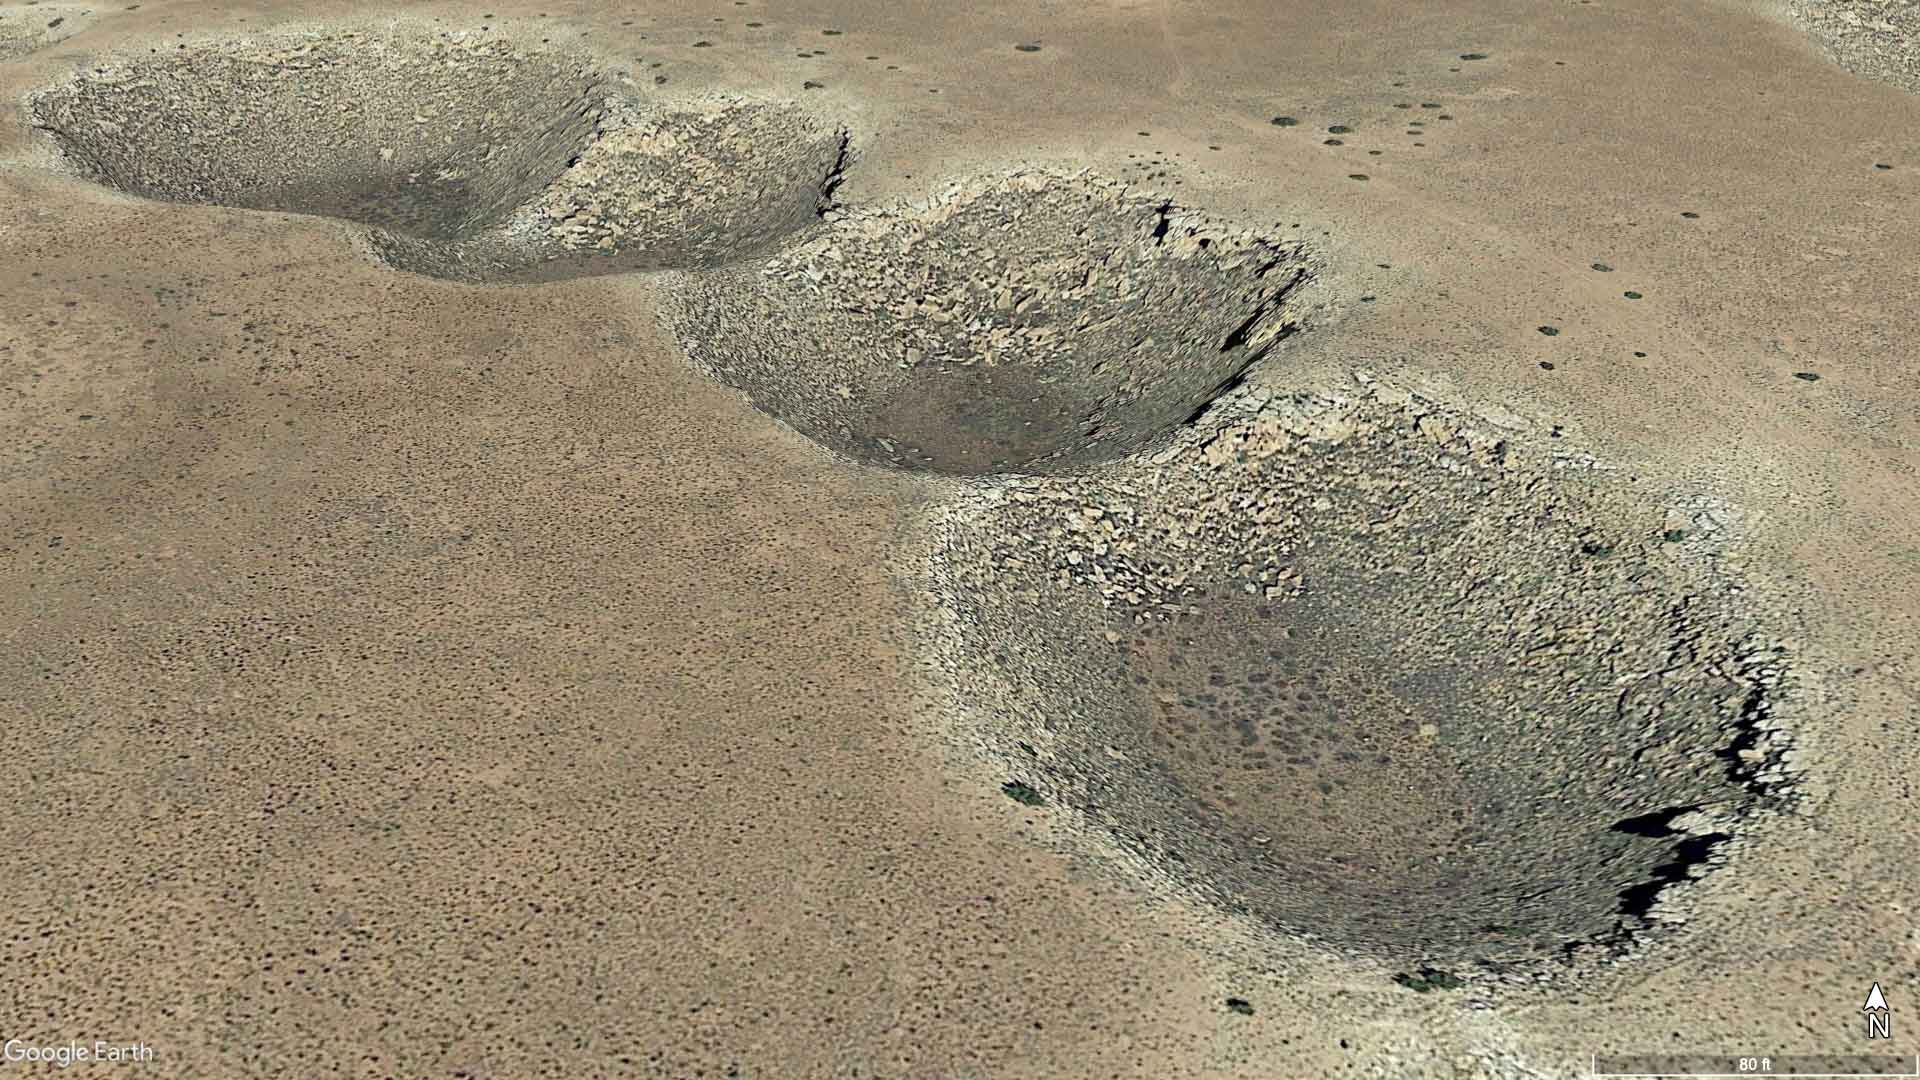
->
xmin=921 ymin=381 xmax=1800 ymax=974
xmin=660 ymin=168 xmax=1318 ymax=474
xmin=26 ymin=29 xmax=850 ymax=283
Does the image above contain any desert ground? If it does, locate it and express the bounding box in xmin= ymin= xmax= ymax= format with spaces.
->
xmin=1 ymin=0 xmax=1915 ymax=1077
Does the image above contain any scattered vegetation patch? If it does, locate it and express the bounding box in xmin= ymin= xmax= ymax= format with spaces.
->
xmin=1002 ymin=780 xmax=1046 ymax=806
xmin=1394 ymin=968 xmax=1468 ymax=993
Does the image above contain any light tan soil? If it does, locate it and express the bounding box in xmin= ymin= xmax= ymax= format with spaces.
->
xmin=2 ymin=2 xmax=1914 ymax=1077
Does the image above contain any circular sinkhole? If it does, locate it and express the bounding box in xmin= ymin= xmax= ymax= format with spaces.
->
xmin=925 ymin=384 xmax=1798 ymax=972
xmin=661 ymin=168 xmax=1318 ymax=474
xmin=25 ymin=30 xmax=850 ymax=283
xmin=27 ymin=30 xmax=606 ymax=244
xmin=374 ymin=95 xmax=851 ymax=283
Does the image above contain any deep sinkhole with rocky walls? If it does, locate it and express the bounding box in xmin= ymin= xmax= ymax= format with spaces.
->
xmin=662 ymin=169 xmax=1315 ymax=475
xmin=920 ymin=383 xmax=1800 ymax=977
xmin=25 ymin=28 xmax=850 ymax=283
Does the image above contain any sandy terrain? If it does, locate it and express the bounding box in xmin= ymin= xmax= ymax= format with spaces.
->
xmin=1 ymin=0 xmax=1914 ymax=1077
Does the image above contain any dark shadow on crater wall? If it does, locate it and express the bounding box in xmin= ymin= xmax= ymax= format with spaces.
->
xmin=928 ymin=390 xmax=1797 ymax=971
xmin=28 ymin=33 xmax=852 ymax=284
xmin=664 ymin=169 xmax=1317 ymax=475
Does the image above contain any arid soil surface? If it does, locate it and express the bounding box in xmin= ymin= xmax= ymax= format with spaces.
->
xmin=2 ymin=1 xmax=1915 ymax=1077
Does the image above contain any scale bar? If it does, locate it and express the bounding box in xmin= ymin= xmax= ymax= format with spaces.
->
xmin=1590 ymin=1054 xmax=1919 ymax=1077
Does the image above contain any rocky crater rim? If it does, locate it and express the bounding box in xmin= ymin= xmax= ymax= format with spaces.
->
xmin=923 ymin=376 xmax=1804 ymax=980
xmin=1773 ymin=0 xmax=1920 ymax=96
xmin=662 ymin=166 xmax=1321 ymax=475
xmin=23 ymin=28 xmax=853 ymax=283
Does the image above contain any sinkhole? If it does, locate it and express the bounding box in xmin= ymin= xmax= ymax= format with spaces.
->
xmin=924 ymin=384 xmax=1797 ymax=970
xmin=662 ymin=168 xmax=1317 ymax=474
xmin=27 ymin=29 xmax=849 ymax=282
